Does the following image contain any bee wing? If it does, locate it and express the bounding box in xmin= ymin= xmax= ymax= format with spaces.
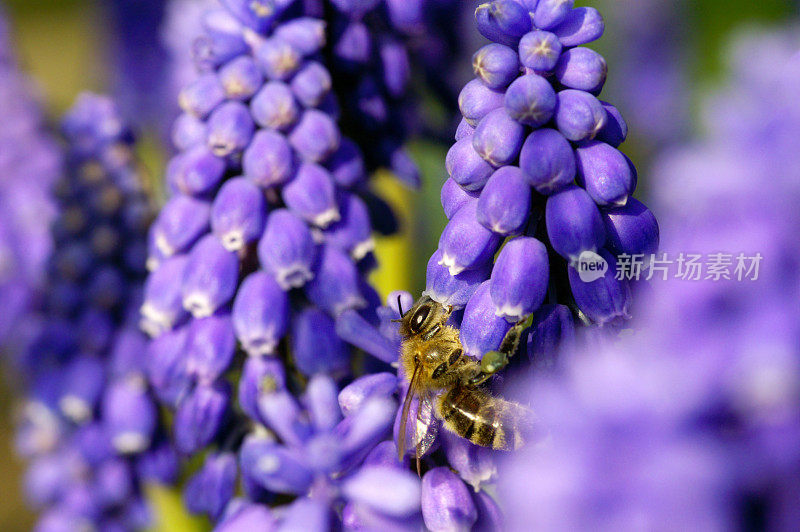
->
xmin=397 ymin=363 xmax=421 ymax=460
xmin=415 ymin=393 xmax=438 ymax=458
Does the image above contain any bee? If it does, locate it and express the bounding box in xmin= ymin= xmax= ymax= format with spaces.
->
xmin=396 ymin=295 xmax=537 ymax=465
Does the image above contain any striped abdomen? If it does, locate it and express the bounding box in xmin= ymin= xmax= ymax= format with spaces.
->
xmin=437 ymin=385 xmax=530 ymax=451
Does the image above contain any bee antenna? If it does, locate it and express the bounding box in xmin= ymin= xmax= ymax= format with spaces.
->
xmin=397 ymin=294 xmax=405 ymax=317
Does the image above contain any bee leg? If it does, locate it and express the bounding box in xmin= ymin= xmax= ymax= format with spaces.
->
xmin=468 ymin=314 xmax=534 ymax=386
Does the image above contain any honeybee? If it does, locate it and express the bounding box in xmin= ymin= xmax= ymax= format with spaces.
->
xmin=396 ymin=295 xmax=537 ymax=465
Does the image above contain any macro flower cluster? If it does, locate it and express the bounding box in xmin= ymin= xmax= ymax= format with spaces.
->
xmin=12 ymin=93 xmax=175 ymax=531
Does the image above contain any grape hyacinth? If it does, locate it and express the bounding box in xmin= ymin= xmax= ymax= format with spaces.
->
xmin=500 ymin=28 xmax=800 ymax=529
xmin=14 ymin=94 xmax=174 ymax=531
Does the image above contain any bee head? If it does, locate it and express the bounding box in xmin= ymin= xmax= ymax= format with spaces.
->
xmin=397 ymin=295 xmax=442 ymax=338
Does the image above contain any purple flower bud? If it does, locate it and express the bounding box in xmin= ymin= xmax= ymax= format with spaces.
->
xmin=568 ymin=248 xmax=631 ymax=325
xmin=343 ymin=466 xmax=422 ymax=517
xmin=185 ymin=453 xmax=237 ymax=519
xmin=441 ymin=431 xmax=497 ymax=491
xmin=473 ymin=491 xmax=505 ymax=531
xmin=149 ymin=195 xmax=210 ymax=261
xmin=305 ymin=244 xmax=365 ymax=315
xmin=141 ymin=256 xmax=189 ymax=336
xmin=182 ymin=235 xmax=239 ymax=318
xmin=109 ymin=330 xmax=148 ymax=378
xmin=490 ymin=236 xmax=549 ymax=321
xmin=533 ymin=0 xmax=575 ymax=30
xmin=340 ymin=396 xmax=396 ymax=459
xmin=211 ymin=177 xmax=267 ymax=251
xmin=425 ymin=249 xmax=491 ymax=308
xmin=172 ymin=113 xmax=207 ymax=151
xmin=250 ymin=82 xmax=300 ymax=131
xmin=438 ymin=202 xmax=502 ymax=275
xmin=166 ymin=146 xmax=226 ymax=196
xmin=518 ymin=128 xmax=576 ymax=194
xmin=217 ymin=502 xmax=276 ymax=531
xmin=243 ymin=130 xmax=296 ymax=188
xmin=206 ymin=101 xmax=256 ymax=157
xmin=240 ymin=435 xmax=313 ymax=495
xmin=136 ymin=441 xmax=180 ymax=485
xmin=338 ymin=373 xmax=398 ymax=416
xmin=546 ymin=184 xmax=605 ymax=262
xmin=282 ymin=162 xmax=339 ymax=227
xmin=455 ymin=118 xmax=475 ymax=142
xmin=292 ymin=307 xmax=349 ymax=376
xmin=59 ymin=356 xmax=105 ymax=422
xmin=504 ymin=74 xmax=557 ymax=127
xmin=255 ymin=37 xmax=301 ymax=80
xmin=472 ymin=43 xmax=520 ymax=90
xmin=476 ymin=166 xmax=531 ymax=235
xmin=526 ymin=303 xmax=574 ymax=369
xmin=446 ymin=137 xmax=494 ymax=192
xmin=174 ymin=381 xmax=229 ymax=454
xmin=601 ymin=197 xmax=659 ymax=257
xmin=290 ymin=62 xmax=332 ymax=108
xmin=323 ymin=192 xmax=374 ymax=260
xmin=274 ymin=18 xmax=327 ymax=56
xmin=24 ymin=454 xmax=67 ymax=508
xmin=381 ymin=40 xmax=411 ymax=97
xmin=232 ymin=272 xmax=289 ymax=357
xmin=385 ymin=0 xmax=424 ymax=31
xmin=475 ymin=0 xmax=532 ymax=46
xmin=302 ymin=374 xmax=342 ymax=433
xmin=200 ymin=7 xmax=250 ymax=57
xmin=336 ymin=308 xmax=398 ymax=364
xmin=421 ymin=467 xmax=478 ymax=532
xmin=458 ymin=78 xmax=505 ymax=126
xmin=441 ymin=178 xmax=479 ymax=220
xmin=357 ymin=77 xmax=389 ymax=127
xmin=102 ymin=377 xmax=156 ymax=454
xmin=518 ymin=30 xmax=562 ymax=73
xmin=460 ymin=281 xmax=512 ymax=359
xmin=472 ymin=108 xmax=525 ymax=167
xmin=334 ymin=21 xmax=371 ymax=65
xmin=555 ymin=89 xmax=607 ymax=142
xmin=146 ymin=327 xmax=191 ymax=407
xmin=552 ymin=6 xmax=604 ymax=47
xmin=238 ymin=356 xmax=286 ymax=424
xmin=95 ymin=459 xmax=134 ymax=508
xmin=330 ymin=0 xmax=381 ymax=17
xmin=280 ymin=498 xmax=331 ymax=530
xmin=186 ymin=314 xmax=236 ymax=384
xmin=258 ymin=390 xmax=313 ymax=448
xmin=179 ymin=73 xmax=225 ymax=119
xmin=258 ymin=209 xmax=317 ymax=289
xmin=326 ymin=139 xmax=366 ymax=188
xmin=575 ymin=141 xmax=635 ymax=206
xmin=554 ymin=47 xmax=607 ymax=94
xmin=288 ymin=110 xmax=341 ymax=163
xmin=218 ymin=56 xmax=263 ymax=101
xmin=596 ymin=101 xmax=627 ymax=148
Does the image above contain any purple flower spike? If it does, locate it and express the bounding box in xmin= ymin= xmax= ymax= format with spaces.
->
xmin=255 ymin=37 xmax=301 ymax=80
xmin=240 ymin=435 xmax=313 ymax=495
xmin=280 ymin=497 xmax=331 ymax=531
xmin=441 ymin=178 xmax=479 ymax=220
xmin=206 ymin=101 xmax=255 ymax=158
xmin=596 ymin=101 xmax=628 ymax=148
xmin=305 ymin=374 xmax=343 ymax=432
xmin=455 ymin=118 xmax=475 ymax=142
xmin=218 ymin=56 xmax=263 ymax=101
xmin=425 ymin=249 xmax=491 ymax=309
xmin=232 ymin=272 xmax=289 ymax=357
xmin=185 ymin=314 xmax=236 ymax=384
xmin=552 ymin=6 xmax=604 ymax=47
xmin=504 ymin=74 xmax=557 ymax=127
xmin=460 ymin=281 xmax=512 ymax=359
xmin=519 ymin=128 xmax=576 ymax=195
xmin=184 ymin=453 xmax=237 ymax=519
xmin=446 ymin=137 xmax=495 ymax=192
xmin=146 ymin=327 xmax=191 ymax=407
xmin=438 ymin=202 xmax=502 ymax=275
xmin=475 ymin=0 xmax=532 ymax=47
xmin=150 ymin=196 xmax=210 ymax=261
xmin=526 ymin=304 xmax=575 ymax=370
xmin=242 ymin=130 xmax=296 ymax=188
xmin=472 ymin=108 xmax=525 ymax=167
xmin=490 ymin=236 xmax=549 ymax=321
xmin=472 ymin=43 xmax=520 ymax=90
xmin=179 ymin=73 xmax=225 ymax=119
xmin=568 ymin=248 xmax=631 ymax=326
xmin=533 ymin=0 xmax=575 ymax=30
xmin=336 ymin=308 xmax=399 ymax=364
xmin=211 ymin=177 xmax=267 ymax=251
xmin=554 ymin=47 xmax=608 ymax=94
xmin=288 ymin=110 xmax=341 ymax=163
xmin=338 ymin=373 xmax=398 ymax=416
xmin=343 ymin=466 xmax=422 ymax=517
xmin=518 ymin=30 xmax=562 ymax=73
xmin=441 ymin=431 xmax=497 ymax=491
xmin=273 ymin=18 xmax=327 ymax=56
xmin=282 ymin=163 xmax=340 ymax=227
xmin=292 ymin=307 xmax=349 ymax=376
xmin=166 ymin=146 xmax=226 ymax=196
xmin=477 ymin=166 xmax=531 ymax=235
xmin=575 ymin=141 xmax=635 ymax=206
xmin=421 ymin=467 xmax=478 ymax=532
xmin=324 ymin=192 xmax=374 ymax=260
xmin=182 ymin=235 xmax=239 ymax=319
xmin=546 ymin=185 xmax=606 ymax=262
xmin=250 ymin=82 xmax=300 ymax=131
xmin=601 ymin=197 xmax=659 ymax=257
xmin=172 ymin=113 xmax=208 ymax=151
xmin=141 ymin=256 xmax=189 ymax=337
xmin=59 ymin=356 xmax=105 ymax=423
xmin=305 ymin=245 xmax=366 ymax=316
xmin=258 ymin=209 xmax=317 ymax=290
xmin=458 ymin=79 xmax=505 ymax=127
xmin=555 ymin=89 xmax=607 ymax=142
xmin=174 ymin=381 xmax=229 ymax=455
xmin=326 ymin=139 xmax=366 ymax=189
xmin=290 ymin=62 xmax=332 ymax=108
xmin=102 ymin=377 xmax=156 ymax=455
